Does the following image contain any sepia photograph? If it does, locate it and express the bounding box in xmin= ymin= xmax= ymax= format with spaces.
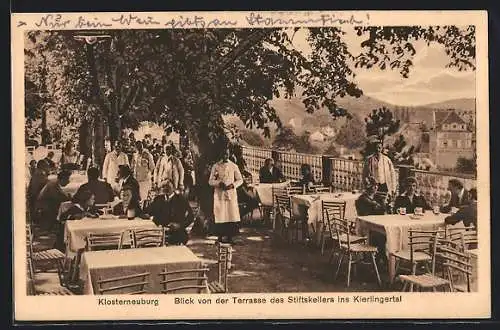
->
xmin=12 ymin=11 xmax=490 ymax=320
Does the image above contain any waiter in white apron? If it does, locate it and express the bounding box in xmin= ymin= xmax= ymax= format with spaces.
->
xmin=208 ymin=145 xmax=243 ymax=244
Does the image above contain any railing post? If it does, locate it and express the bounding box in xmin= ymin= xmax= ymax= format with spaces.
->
xmin=397 ymin=164 xmax=415 ymax=194
xmin=322 ymin=155 xmax=332 ymax=185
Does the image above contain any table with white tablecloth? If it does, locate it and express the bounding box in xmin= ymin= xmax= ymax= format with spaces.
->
xmin=79 ymin=246 xmax=202 ymax=294
xmin=64 ymin=218 xmax=158 ymax=255
xmin=252 ymin=181 xmax=290 ymax=206
xmin=290 ymin=192 xmax=361 ymax=243
xmin=356 ymin=213 xmax=447 ymax=283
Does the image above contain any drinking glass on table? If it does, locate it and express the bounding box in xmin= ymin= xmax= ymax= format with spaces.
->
xmin=397 ymin=207 xmax=407 ymax=215
xmin=414 ymin=207 xmax=423 ymax=216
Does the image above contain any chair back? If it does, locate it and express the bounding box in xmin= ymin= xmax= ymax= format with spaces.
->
xmin=132 ymin=228 xmax=165 ymax=248
xmin=275 ymin=195 xmax=291 ymax=215
xmin=325 ymin=207 xmax=351 ymax=249
xmin=272 ymin=186 xmax=288 ymax=210
xmin=407 ymin=229 xmax=444 ymax=264
xmin=86 ymin=232 xmax=125 ymax=251
xmin=313 ymin=185 xmax=332 ymax=194
xmin=216 ymin=243 xmax=232 ymax=292
xmin=159 ymin=267 xmax=209 ymax=294
xmin=445 ymin=225 xmax=477 ymax=250
xmin=433 ymin=236 xmax=472 ymax=292
xmin=286 ymin=186 xmax=305 ymax=195
xmin=96 ymin=271 xmax=151 ymax=295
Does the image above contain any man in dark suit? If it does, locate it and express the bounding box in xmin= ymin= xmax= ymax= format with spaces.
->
xmin=145 ymin=179 xmax=194 ymax=245
xmin=445 ymin=188 xmax=477 ymax=230
xmin=259 ymin=158 xmax=285 ymax=183
xmin=441 ymin=179 xmax=470 ymax=213
xmin=393 ymin=177 xmax=431 ymax=214
xmin=355 ymin=176 xmax=387 ymax=216
xmin=74 ymin=167 xmax=115 ymax=205
xmin=117 ymin=165 xmax=140 ymax=202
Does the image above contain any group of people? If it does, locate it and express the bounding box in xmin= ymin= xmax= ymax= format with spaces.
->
xmin=355 ymin=137 xmax=478 ymax=261
xmin=101 ymin=137 xmax=195 ymax=202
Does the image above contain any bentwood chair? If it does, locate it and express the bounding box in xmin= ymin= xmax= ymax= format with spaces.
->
xmin=321 ymin=201 xmax=365 ymax=258
xmin=86 ymin=232 xmax=125 ymax=251
xmin=96 ymin=271 xmax=151 ymax=295
xmin=208 ymin=242 xmax=232 ymax=293
xmin=26 ymin=224 xmax=67 ymax=287
xmin=130 ymin=228 xmax=165 ymax=248
xmin=391 ymin=229 xmax=445 ymax=287
xmin=398 ymin=236 xmax=468 ymax=292
xmin=328 ymin=209 xmax=381 ymax=288
xmin=159 ymin=267 xmax=210 ymax=294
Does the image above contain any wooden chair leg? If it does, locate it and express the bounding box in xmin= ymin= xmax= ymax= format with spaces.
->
xmin=401 ymin=280 xmax=408 ymax=292
xmin=346 ymin=253 xmax=353 ymax=287
xmin=320 ymin=232 xmax=325 ymax=255
xmin=371 ymin=252 xmax=382 ymax=286
xmin=409 ymin=263 xmax=417 ymax=292
xmin=334 ymin=251 xmax=344 ymax=280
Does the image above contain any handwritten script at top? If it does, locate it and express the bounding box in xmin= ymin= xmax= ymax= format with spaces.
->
xmin=30 ymin=12 xmax=369 ymax=29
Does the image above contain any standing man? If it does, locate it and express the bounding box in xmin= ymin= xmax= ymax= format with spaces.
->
xmin=208 ymin=145 xmax=244 ymax=244
xmin=102 ymin=140 xmax=130 ymax=192
xmin=154 ymin=145 xmax=185 ymax=192
xmin=131 ymin=140 xmax=155 ymax=201
xmin=363 ymin=137 xmax=397 ymax=198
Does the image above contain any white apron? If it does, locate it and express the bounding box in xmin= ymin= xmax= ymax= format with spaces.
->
xmin=209 ymin=160 xmax=243 ymax=224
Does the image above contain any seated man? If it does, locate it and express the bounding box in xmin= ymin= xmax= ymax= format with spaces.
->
xmin=145 ymin=179 xmax=194 ymax=245
xmin=73 ymin=167 xmax=115 ymax=205
xmin=237 ymin=175 xmax=260 ymax=219
xmin=445 ymin=188 xmax=477 ymax=230
xmin=441 ymin=178 xmax=470 ymax=213
xmin=393 ymin=177 xmax=431 ymax=214
xmin=355 ymin=176 xmax=387 ymax=216
xmin=259 ymin=158 xmax=285 ymax=183
xmin=35 ymin=170 xmax=71 ymax=231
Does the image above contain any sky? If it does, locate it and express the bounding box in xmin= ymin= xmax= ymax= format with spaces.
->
xmin=289 ymin=27 xmax=476 ymax=106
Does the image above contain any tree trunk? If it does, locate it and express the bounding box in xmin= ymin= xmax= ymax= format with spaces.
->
xmin=78 ymin=118 xmax=92 ymax=168
xmin=94 ymin=114 xmax=105 ymax=170
xmin=108 ymin=112 xmax=121 ymax=146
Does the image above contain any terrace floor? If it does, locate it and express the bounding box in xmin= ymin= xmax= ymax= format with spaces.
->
xmin=31 ymin=212 xmax=401 ymax=294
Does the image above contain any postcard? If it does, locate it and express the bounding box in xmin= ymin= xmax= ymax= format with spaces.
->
xmin=12 ymin=10 xmax=490 ymax=320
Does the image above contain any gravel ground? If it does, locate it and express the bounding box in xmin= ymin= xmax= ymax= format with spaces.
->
xmin=30 ymin=214 xmax=400 ymax=294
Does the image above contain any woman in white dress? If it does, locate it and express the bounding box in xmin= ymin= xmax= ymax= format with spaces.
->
xmin=208 ymin=145 xmax=243 ymax=244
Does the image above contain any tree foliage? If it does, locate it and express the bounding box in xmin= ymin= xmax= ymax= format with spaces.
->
xmin=455 ymin=156 xmax=476 ymax=174
xmin=335 ymin=113 xmax=366 ymax=149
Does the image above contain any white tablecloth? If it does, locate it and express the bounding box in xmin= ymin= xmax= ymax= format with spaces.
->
xmin=356 ymin=213 xmax=447 ymax=282
xmin=291 ymin=193 xmax=361 ymax=242
xmin=79 ymin=246 xmax=201 ymax=294
xmin=356 ymin=213 xmax=447 ymax=257
xmin=253 ymin=181 xmax=290 ymax=206
xmin=64 ymin=218 xmax=158 ymax=253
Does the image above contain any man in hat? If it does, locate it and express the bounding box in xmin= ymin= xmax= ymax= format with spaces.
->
xmin=363 ymin=137 xmax=397 ymax=197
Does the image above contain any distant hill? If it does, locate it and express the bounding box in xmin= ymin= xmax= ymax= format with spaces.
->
xmin=224 ymin=94 xmax=476 ymax=146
